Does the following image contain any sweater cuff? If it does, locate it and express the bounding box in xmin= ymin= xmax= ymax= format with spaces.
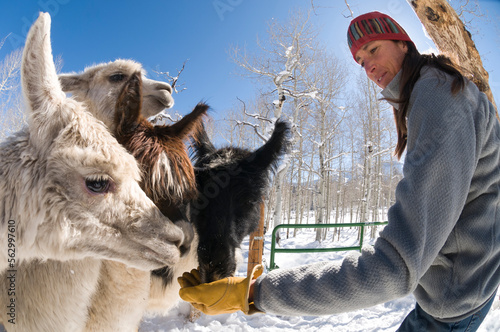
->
xmin=252 ymin=275 xmax=266 ymax=313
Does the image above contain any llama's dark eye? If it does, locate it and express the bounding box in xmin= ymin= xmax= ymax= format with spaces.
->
xmin=85 ymin=178 xmax=110 ymax=194
xmin=109 ymin=73 xmax=125 ymax=82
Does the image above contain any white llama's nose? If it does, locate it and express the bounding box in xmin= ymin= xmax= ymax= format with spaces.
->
xmin=155 ymin=81 xmax=173 ymax=95
xmin=175 ymin=220 xmax=194 ymax=257
xmin=143 ymin=78 xmax=173 ymax=96
xmin=142 ymin=78 xmax=175 ymax=111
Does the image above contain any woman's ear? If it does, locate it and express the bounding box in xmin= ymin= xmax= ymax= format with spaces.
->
xmin=400 ymin=40 xmax=408 ymax=53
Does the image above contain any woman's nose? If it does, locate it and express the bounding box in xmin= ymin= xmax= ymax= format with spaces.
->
xmin=365 ymin=61 xmax=376 ymax=77
xmin=365 ymin=60 xmax=376 ymax=73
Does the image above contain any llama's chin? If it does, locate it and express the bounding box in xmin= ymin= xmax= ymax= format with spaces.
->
xmin=92 ymin=240 xmax=181 ymax=271
xmin=143 ymin=94 xmax=174 ymax=116
xmin=131 ymin=242 xmax=182 ymax=271
xmin=144 ymin=247 xmax=181 ymax=268
xmin=115 ymin=251 xmax=179 ymax=271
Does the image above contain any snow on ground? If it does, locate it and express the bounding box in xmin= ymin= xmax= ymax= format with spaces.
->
xmin=0 ymin=221 xmax=496 ymax=332
xmin=139 ymin=224 xmax=500 ymax=332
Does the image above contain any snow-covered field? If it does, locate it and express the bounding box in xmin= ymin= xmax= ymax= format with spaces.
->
xmin=0 ymin=222 xmax=496 ymax=332
xmin=139 ymin=225 xmax=500 ymax=332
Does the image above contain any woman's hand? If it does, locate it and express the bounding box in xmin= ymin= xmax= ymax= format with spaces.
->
xmin=178 ymin=265 xmax=264 ymax=315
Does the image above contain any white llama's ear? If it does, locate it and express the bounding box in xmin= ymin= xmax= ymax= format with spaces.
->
xmin=22 ymin=12 xmax=71 ymax=146
xmin=59 ymin=73 xmax=89 ymax=93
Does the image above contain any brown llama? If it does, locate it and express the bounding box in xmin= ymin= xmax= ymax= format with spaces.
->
xmin=84 ymin=72 xmax=207 ymax=331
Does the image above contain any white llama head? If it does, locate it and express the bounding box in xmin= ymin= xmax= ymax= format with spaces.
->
xmin=0 ymin=12 xmax=188 ymax=272
xmin=59 ymin=59 xmax=174 ymax=132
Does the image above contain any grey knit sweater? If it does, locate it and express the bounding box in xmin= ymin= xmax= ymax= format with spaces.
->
xmin=253 ymin=66 xmax=500 ymax=322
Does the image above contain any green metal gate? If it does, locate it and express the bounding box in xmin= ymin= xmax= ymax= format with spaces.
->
xmin=268 ymin=222 xmax=388 ymax=270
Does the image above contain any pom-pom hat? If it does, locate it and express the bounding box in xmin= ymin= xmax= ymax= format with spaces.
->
xmin=347 ymin=11 xmax=413 ymax=61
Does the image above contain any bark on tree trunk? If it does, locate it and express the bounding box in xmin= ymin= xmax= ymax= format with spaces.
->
xmin=409 ymin=0 xmax=498 ymax=114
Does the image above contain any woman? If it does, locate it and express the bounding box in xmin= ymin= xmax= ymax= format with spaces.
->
xmin=178 ymin=11 xmax=500 ymax=331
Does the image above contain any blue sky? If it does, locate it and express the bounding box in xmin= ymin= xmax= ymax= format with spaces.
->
xmin=1 ymin=0 xmax=499 ymax=121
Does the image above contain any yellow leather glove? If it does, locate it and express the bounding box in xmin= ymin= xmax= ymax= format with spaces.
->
xmin=178 ymin=265 xmax=264 ymax=315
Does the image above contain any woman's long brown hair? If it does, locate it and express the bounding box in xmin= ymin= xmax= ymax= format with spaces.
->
xmin=387 ymin=41 xmax=465 ymax=159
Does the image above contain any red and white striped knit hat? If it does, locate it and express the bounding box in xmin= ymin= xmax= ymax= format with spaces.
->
xmin=347 ymin=11 xmax=413 ymax=61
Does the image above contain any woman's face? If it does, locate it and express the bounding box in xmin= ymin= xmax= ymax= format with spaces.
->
xmin=355 ymin=40 xmax=407 ymax=89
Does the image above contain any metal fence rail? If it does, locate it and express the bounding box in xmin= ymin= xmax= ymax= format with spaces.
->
xmin=269 ymin=222 xmax=388 ymax=270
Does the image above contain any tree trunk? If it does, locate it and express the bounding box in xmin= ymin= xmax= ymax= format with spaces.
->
xmin=286 ymin=164 xmax=294 ymax=239
xmin=272 ymin=166 xmax=287 ymax=245
xmin=409 ymin=0 xmax=498 ymax=114
xmin=335 ymin=156 xmax=342 ymax=224
xmin=361 ymin=143 xmax=373 ymax=223
xmin=294 ymin=129 xmax=304 ymax=237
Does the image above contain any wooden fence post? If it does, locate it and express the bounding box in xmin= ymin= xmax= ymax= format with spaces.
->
xmin=247 ymin=201 xmax=265 ymax=276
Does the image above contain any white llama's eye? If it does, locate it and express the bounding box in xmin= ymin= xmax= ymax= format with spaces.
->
xmin=109 ymin=73 xmax=125 ymax=82
xmin=85 ymin=178 xmax=110 ymax=194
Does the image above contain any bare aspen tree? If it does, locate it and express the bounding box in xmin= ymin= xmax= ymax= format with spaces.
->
xmin=0 ymin=40 xmax=23 ymax=141
xmin=0 ymin=47 xmax=62 ymax=140
xmin=285 ymin=156 xmax=295 ymax=239
xmin=335 ymin=137 xmax=345 ymax=224
xmin=293 ymin=113 xmax=306 ymax=237
xmin=299 ymin=51 xmax=347 ymax=242
xmin=331 ymin=136 xmax=348 ymax=241
xmin=306 ymin=151 xmax=315 ymax=225
xmin=343 ymin=113 xmax=360 ymax=224
xmin=349 ymin=71 xmax=393 ymax=229
xmin=357 ymin=75 xmax=376 ymax=224
xmin=153 ymin=60 xmax=189 ymax=95
xmin=230 ymin=10 xmax=320 ymax=244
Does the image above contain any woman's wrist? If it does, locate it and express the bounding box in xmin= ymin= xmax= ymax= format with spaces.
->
xmin=248 ymin=279 xmax=256 ymax=303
